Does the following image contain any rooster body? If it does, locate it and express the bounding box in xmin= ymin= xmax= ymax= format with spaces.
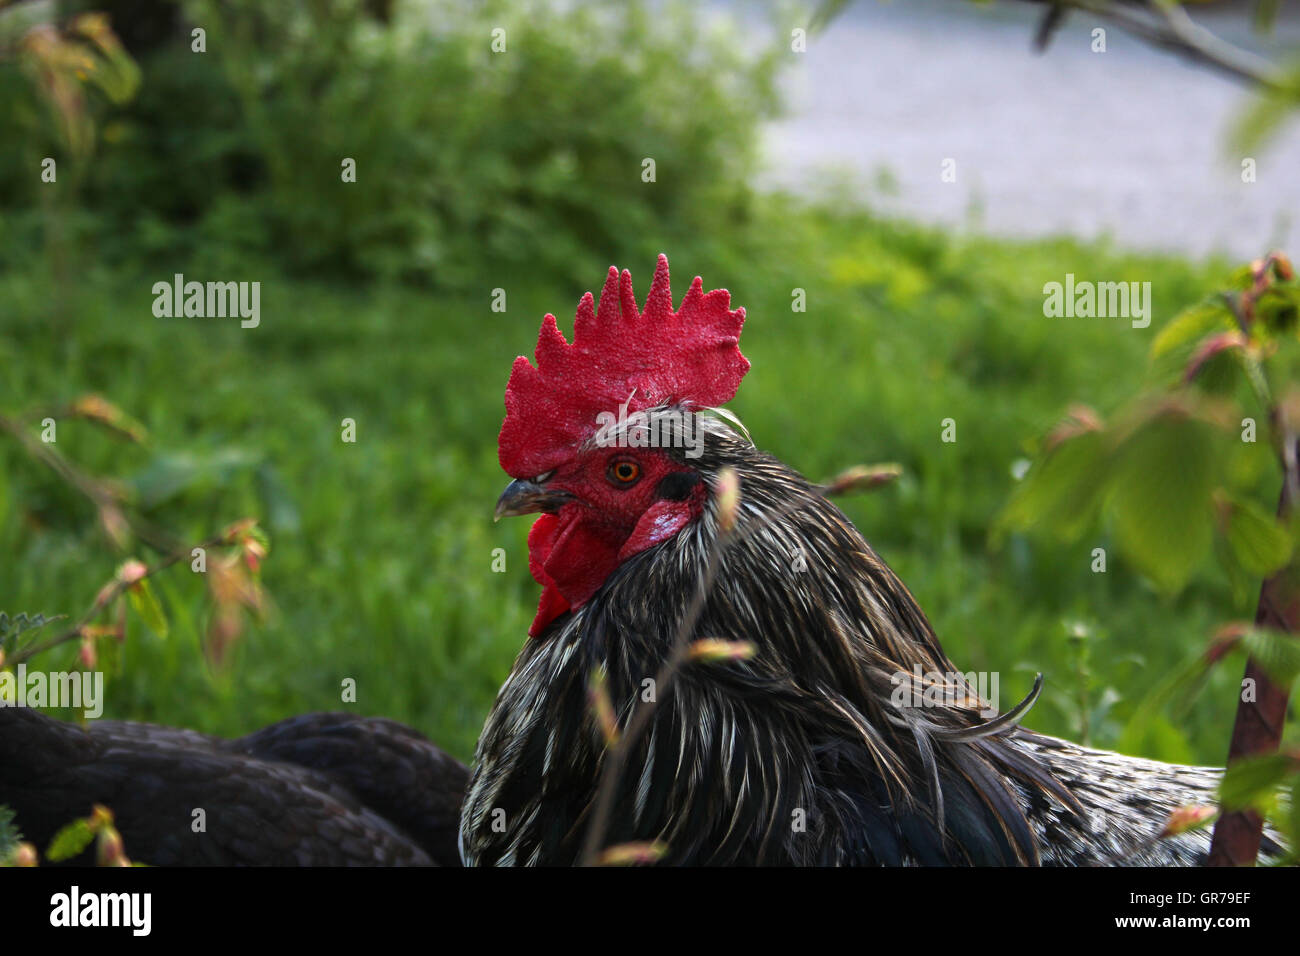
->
xmin=462 ymin=255 xmax=1248 ymax=866
xmin=463 ymin=422 xmax=1222 ymax=865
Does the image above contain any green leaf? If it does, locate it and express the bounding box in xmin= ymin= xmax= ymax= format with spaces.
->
xmin=0 ymin=463 xmax=8 ymax=533
xmin=996 ymin=428 xmax=1108 ymax=542
xmin=1150 ymin=301 xmax=1235 ymax=359
xmin=1216 ymin=535 xmax=1259 ymax=607
xmin=1255 ymin=283 xmax=1300 ymax=337
xmin=1108 ymin=406 xmax=1220 ymax=592
xmin=127 ymin=579 xmax=168 ymax=639
xmin=1255 ymin=0 xmax=1281 ymax=33
xmin=809 ymin=0 xmax=852 ymax=34
xmin=1117 ymin=635 xmax=1217 ymax=759
xmin=1219 ymin=753 xmax=1294 ymax=811
xmin=1230 ymin=64 xmax=1300 ymax=155
xmin=1184 ymin=333 xmax=1250 ymax=396
xmin=1224 ymin=494 xmax=1293 ymax=577
xmin=0 ymin=804 xmax=23 ymax=861
xmin=46 ymin=818 xmax=95 ymax=862
xmin=1240 ymin=627 xmax=1300 ymax=687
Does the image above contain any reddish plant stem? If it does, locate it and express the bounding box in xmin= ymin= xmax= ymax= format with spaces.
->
xmin=1208 ymin=481 xmax=1297 ymax=865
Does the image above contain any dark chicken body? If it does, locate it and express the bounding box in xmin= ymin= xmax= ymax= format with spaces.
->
xmin=462 ymin=419 xmax=1230 ymax=865
xmin=0 ymin=709 xmax=467 ymax=865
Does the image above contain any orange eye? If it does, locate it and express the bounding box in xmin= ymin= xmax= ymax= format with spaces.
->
xmin=608 ymin=459 xmax=641 ymax=486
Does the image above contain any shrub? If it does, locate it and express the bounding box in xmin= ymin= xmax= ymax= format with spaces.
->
xmin=0 ymin=0 xmax=784 ymax=289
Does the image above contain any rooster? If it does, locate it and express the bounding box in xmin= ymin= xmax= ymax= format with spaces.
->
xmin=461 ymin=254 xmax=1256 ymax=866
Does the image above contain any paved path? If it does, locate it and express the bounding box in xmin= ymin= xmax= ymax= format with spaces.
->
xmin=761 ymin=0 xmax=1300 ymax=261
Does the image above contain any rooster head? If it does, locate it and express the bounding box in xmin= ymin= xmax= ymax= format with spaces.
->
xmin=496 ymin=254 xmax=749 ymax=637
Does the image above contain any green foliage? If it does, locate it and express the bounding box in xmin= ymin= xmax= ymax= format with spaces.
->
xmin=1289 ymin=774 xmax=1300 ymax=864
xmin=0 ymin=610 xmax=59 ymax=659
xmin=0 ymin=804 xmax=22 ymax=862
xmin=1231 ymin=61 xmax=1300 ymax=155
xmin=1002 ymin=251 xmax=1300 ymax=852
xmin=1217 ymin=751 xmax=1293 ymax=834
xmin=1000 ymin=395 xmax=1253 ymax=593
xmin=1241 ymin=626 xmax=1300 ymax=688
xmin=1000 ymin=257 xmax=1300 ymax=602
xmin=1108 ymin=401 xmax=1224 ymax=591
xmin=0 ymin=0 xmax=782 ymax=289
xmin=45 ymin=816 xmax=95 ymax=862
xmin=1047 ymin=620 xmax=1125 ymax=747
xmin=1222 ymin=495 xmax=1293 ymax=578
xmin=0 ymin=195 xmax=1249 ymax=761
xmin=0 ymin=0 xmax=1279 ymax=775
xmin=997 ymin=419 xmax=1107 ymax=541
xmin=0 ymin=7 xmax=140 ymax=164
xmin=126 ymin=578 xmax=168 ymax=640
xmin=1150 ymin=300 xmax=1235 ymax=363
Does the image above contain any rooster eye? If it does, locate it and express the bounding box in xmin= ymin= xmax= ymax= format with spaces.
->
xmin=607 ymin=459 xmax=641 ymax=486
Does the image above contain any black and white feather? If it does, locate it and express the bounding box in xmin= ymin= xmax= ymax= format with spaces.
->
xmin=462 ymin=414 xmax=1258 ymax=866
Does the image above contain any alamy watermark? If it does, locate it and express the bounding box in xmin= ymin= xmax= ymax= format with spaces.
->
xmin=50 ymin=886 xmax=151 ymax=936
xmin=0 ymin=664 xmax=103 ymax=718
xmin=1042 ymin=273 xmax=1151 ymax=329
xmin=152 ymin=273 xmax=260 ymax=328
xmin=593 ymin=402 xmax=704 ymax=459
xmin=890 ymin=664 xmax=999 ymax=718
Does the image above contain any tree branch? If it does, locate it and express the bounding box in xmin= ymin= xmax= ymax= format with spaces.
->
xmin=1013 ymin=0 xmax=1284 ymax=90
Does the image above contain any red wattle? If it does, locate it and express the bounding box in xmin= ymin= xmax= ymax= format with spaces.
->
xmin=524 ymin=490 xmax=704 ymax=639
xmin=527 ymin=515 xmax=569 ymax=637
xmin=529 ymin=586 xmax=570 ymax=639
xmin=525 ymin=512 xmax=620 ymax=638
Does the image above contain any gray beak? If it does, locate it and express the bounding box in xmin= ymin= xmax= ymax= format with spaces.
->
xmin=494 ymin=479 xmax=573 ymax=521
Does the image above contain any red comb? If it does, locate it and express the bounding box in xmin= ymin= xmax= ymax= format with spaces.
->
xmin=499 ymin=254 xmax=749 ymax=478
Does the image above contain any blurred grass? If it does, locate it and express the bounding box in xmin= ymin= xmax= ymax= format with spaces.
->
xmin=0 ymin=197 xmax=1250 ymax=764
xmin=0 ymin=0 xmax=1261 ymax=767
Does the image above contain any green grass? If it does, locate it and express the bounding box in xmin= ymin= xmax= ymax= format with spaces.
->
xmin=0 ymin=198 xmax=1251 ymax=765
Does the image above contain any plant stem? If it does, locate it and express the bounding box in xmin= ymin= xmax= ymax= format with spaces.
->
xmin=1208 ymin=461 xmax=1298 ymax=864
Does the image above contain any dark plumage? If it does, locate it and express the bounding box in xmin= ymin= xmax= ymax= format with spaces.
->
xmin=462 ymin=414 xmax=1261 ymax=865
xmin=0 ymin=708 xmax=467 ymax=865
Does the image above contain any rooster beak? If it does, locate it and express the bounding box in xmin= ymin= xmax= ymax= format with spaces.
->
xmin=494 ymin=479 xmax=573 ymax=522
